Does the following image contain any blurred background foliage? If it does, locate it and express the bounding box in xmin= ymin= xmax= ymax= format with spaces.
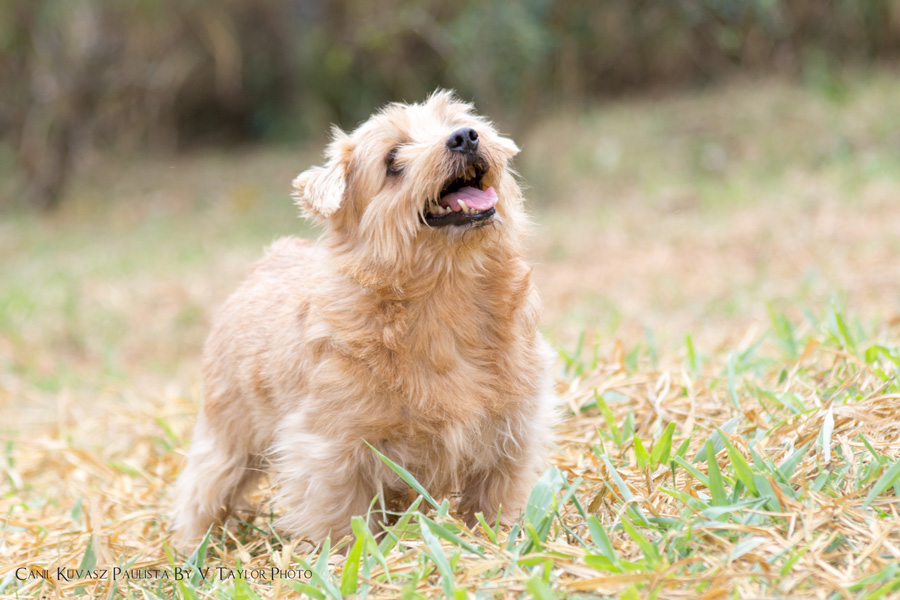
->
xmin=1 ymin=0 xmax=899 ymax=209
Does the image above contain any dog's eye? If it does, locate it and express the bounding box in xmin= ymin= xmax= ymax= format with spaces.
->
xmin=386 ymin=148 xmax=402 ymax=176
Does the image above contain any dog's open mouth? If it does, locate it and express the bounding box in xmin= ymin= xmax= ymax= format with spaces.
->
xmin=422 ymin=165 xmax=497 ymax=227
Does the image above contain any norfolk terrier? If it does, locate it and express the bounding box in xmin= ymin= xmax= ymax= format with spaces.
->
xmin=173 ymin=91 xmax=555 ymax=544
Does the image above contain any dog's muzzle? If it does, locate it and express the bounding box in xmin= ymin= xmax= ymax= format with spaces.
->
xmin=422 ymin=157 xmax=496 ymax=228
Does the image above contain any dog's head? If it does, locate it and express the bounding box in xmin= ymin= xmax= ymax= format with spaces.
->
xmin=293 ymin=91 xmax=526 ymax=268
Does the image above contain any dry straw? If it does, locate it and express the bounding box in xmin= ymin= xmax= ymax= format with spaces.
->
xmin=3 ymin=310 xmax=900 ymax=599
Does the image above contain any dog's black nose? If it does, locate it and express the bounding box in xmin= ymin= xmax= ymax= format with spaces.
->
xmin=446 ymin=127 xmax=479 ymax=153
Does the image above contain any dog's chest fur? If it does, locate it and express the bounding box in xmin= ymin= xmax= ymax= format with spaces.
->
xmin=298 ymin=250 xmax=543 ymax=482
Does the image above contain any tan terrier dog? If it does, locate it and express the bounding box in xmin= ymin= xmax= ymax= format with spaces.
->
xmin=173 ymin=91 xmax=555 ymax=544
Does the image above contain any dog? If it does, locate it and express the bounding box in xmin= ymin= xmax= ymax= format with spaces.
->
xmin=173 ymin=91 xmax=555 ymax=544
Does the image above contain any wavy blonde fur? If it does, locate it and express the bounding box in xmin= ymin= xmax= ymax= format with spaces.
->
xmin=173 ymin=91 xmax=555 ymax=544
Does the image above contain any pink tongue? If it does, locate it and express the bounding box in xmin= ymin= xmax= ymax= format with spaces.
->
xmin=441 ymin=186 xmax=498 ymax=212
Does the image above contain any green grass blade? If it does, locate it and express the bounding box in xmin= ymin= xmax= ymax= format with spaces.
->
xmin=767 ymin=304 xmax=798 ymax=357
xmin=475 ymin=512 xmax=498 ymax=545
xmin=584 ymin=554 xmax=622 ymax=574
xmin=303 ymin=537 xmax=343 ymax=600
xmin=186 ymin=527 xmax=211 ymax=588
xmin=753 ymin=474 xmax=783 ymax=512
xmin=673 ymin=456 xmax=710 ymax=488
xmin=595 ymin=391 xmax=622 ymax=446
xmin=419 ymin=515 xmax=456 ymax=597
xmin=727 ymin=352 xmax=740 ymax=409
xmin=622 ymin=410 xmax=635 ymax=445
xmin=706 ymin=440 xmax=728 ymax=506
xmin=832 ymin=305 xmax=857 ymax=353
xmin=234 ymin=574 xmax=262 ymax=600
xmin=364 ymin=440 xmax=438 ymax=509
xmin=177 ymin=581 xmax=201 ymax=600
xmin=351 ymin=517 xmax=391 ymax=583
xmin=73 ymin=535 xmax=97 ymax=596
xmin=685 ymin=334 xmax=699 ymax=375
xmin=716 ymin=427 xmax=758 ymax=495
xmin=290 ymin=583 xmax=327 ymax=599
xmin=341 ymin=529 xmax=364 ymax=595
xmin=858 ymin=434 xmax=886 ymax=465
xmin=700 ymin=499 xmax=763 ymax=520
xmin=778 ymin=442 xmax=812 ymax=480
xmin=863 ymin=458 xmax=900 ymax=508
xmin=379 ymin=495 xmax=423 ymax=554
xmin=420 ymin=515 xmax=485 ymax=557
xmin=816 ymin=406 xmax=835 ymax=464
xmin=634 ymin=434 xmax=650 ymax=468
xmin=525 ymin=572 xmax=557 ymax=600
xmin=601 ymin=456 xmax=649 ymax=525
xmin=650 ymin=422 xmax=676 ymax=467
xmin=524 ymin=467 xmax=566 ymax=526
xmin=620 ymin=515 xmax=660 ymax=566
xmin=674 ymin=433 xmax=693 ymax=460
xmin=585 ymin=515 xmax=618 ymax=563
xmin=780 ymin=543 xmax=812 ymax=576
xmin=693 ymin=418 xmax=740 ymax=463
xmin=729 ymin=536 xmax=766 ymax=562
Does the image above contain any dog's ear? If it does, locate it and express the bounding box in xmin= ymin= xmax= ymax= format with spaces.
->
xmin=293 ymin=128 xmax=353 ymax=221
xmin=496 ymin=135 xmax=520 ymax=158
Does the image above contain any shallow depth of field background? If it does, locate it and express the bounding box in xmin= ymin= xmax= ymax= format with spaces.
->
xmin=3 ymin=2 xmax=900 ymax=599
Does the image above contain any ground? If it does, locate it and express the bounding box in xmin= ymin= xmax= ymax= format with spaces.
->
xmin=2 ymin=71 xmax=900 ymax=598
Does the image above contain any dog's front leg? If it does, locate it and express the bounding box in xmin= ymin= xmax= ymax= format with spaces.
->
xmin=460 ymin=458 xmax=538 ymax=529
xmin=460 ymin=405 xmax=554 ymax=529
xmin=271 ymin=422 xmax=377 ymax=543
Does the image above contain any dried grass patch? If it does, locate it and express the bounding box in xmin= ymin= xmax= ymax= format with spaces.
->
xmin=3 ymin=313 xmax=900 ymax=598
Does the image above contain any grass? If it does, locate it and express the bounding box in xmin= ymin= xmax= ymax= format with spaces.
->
xmin=2 ymin=69 xmax=900 ymax=598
